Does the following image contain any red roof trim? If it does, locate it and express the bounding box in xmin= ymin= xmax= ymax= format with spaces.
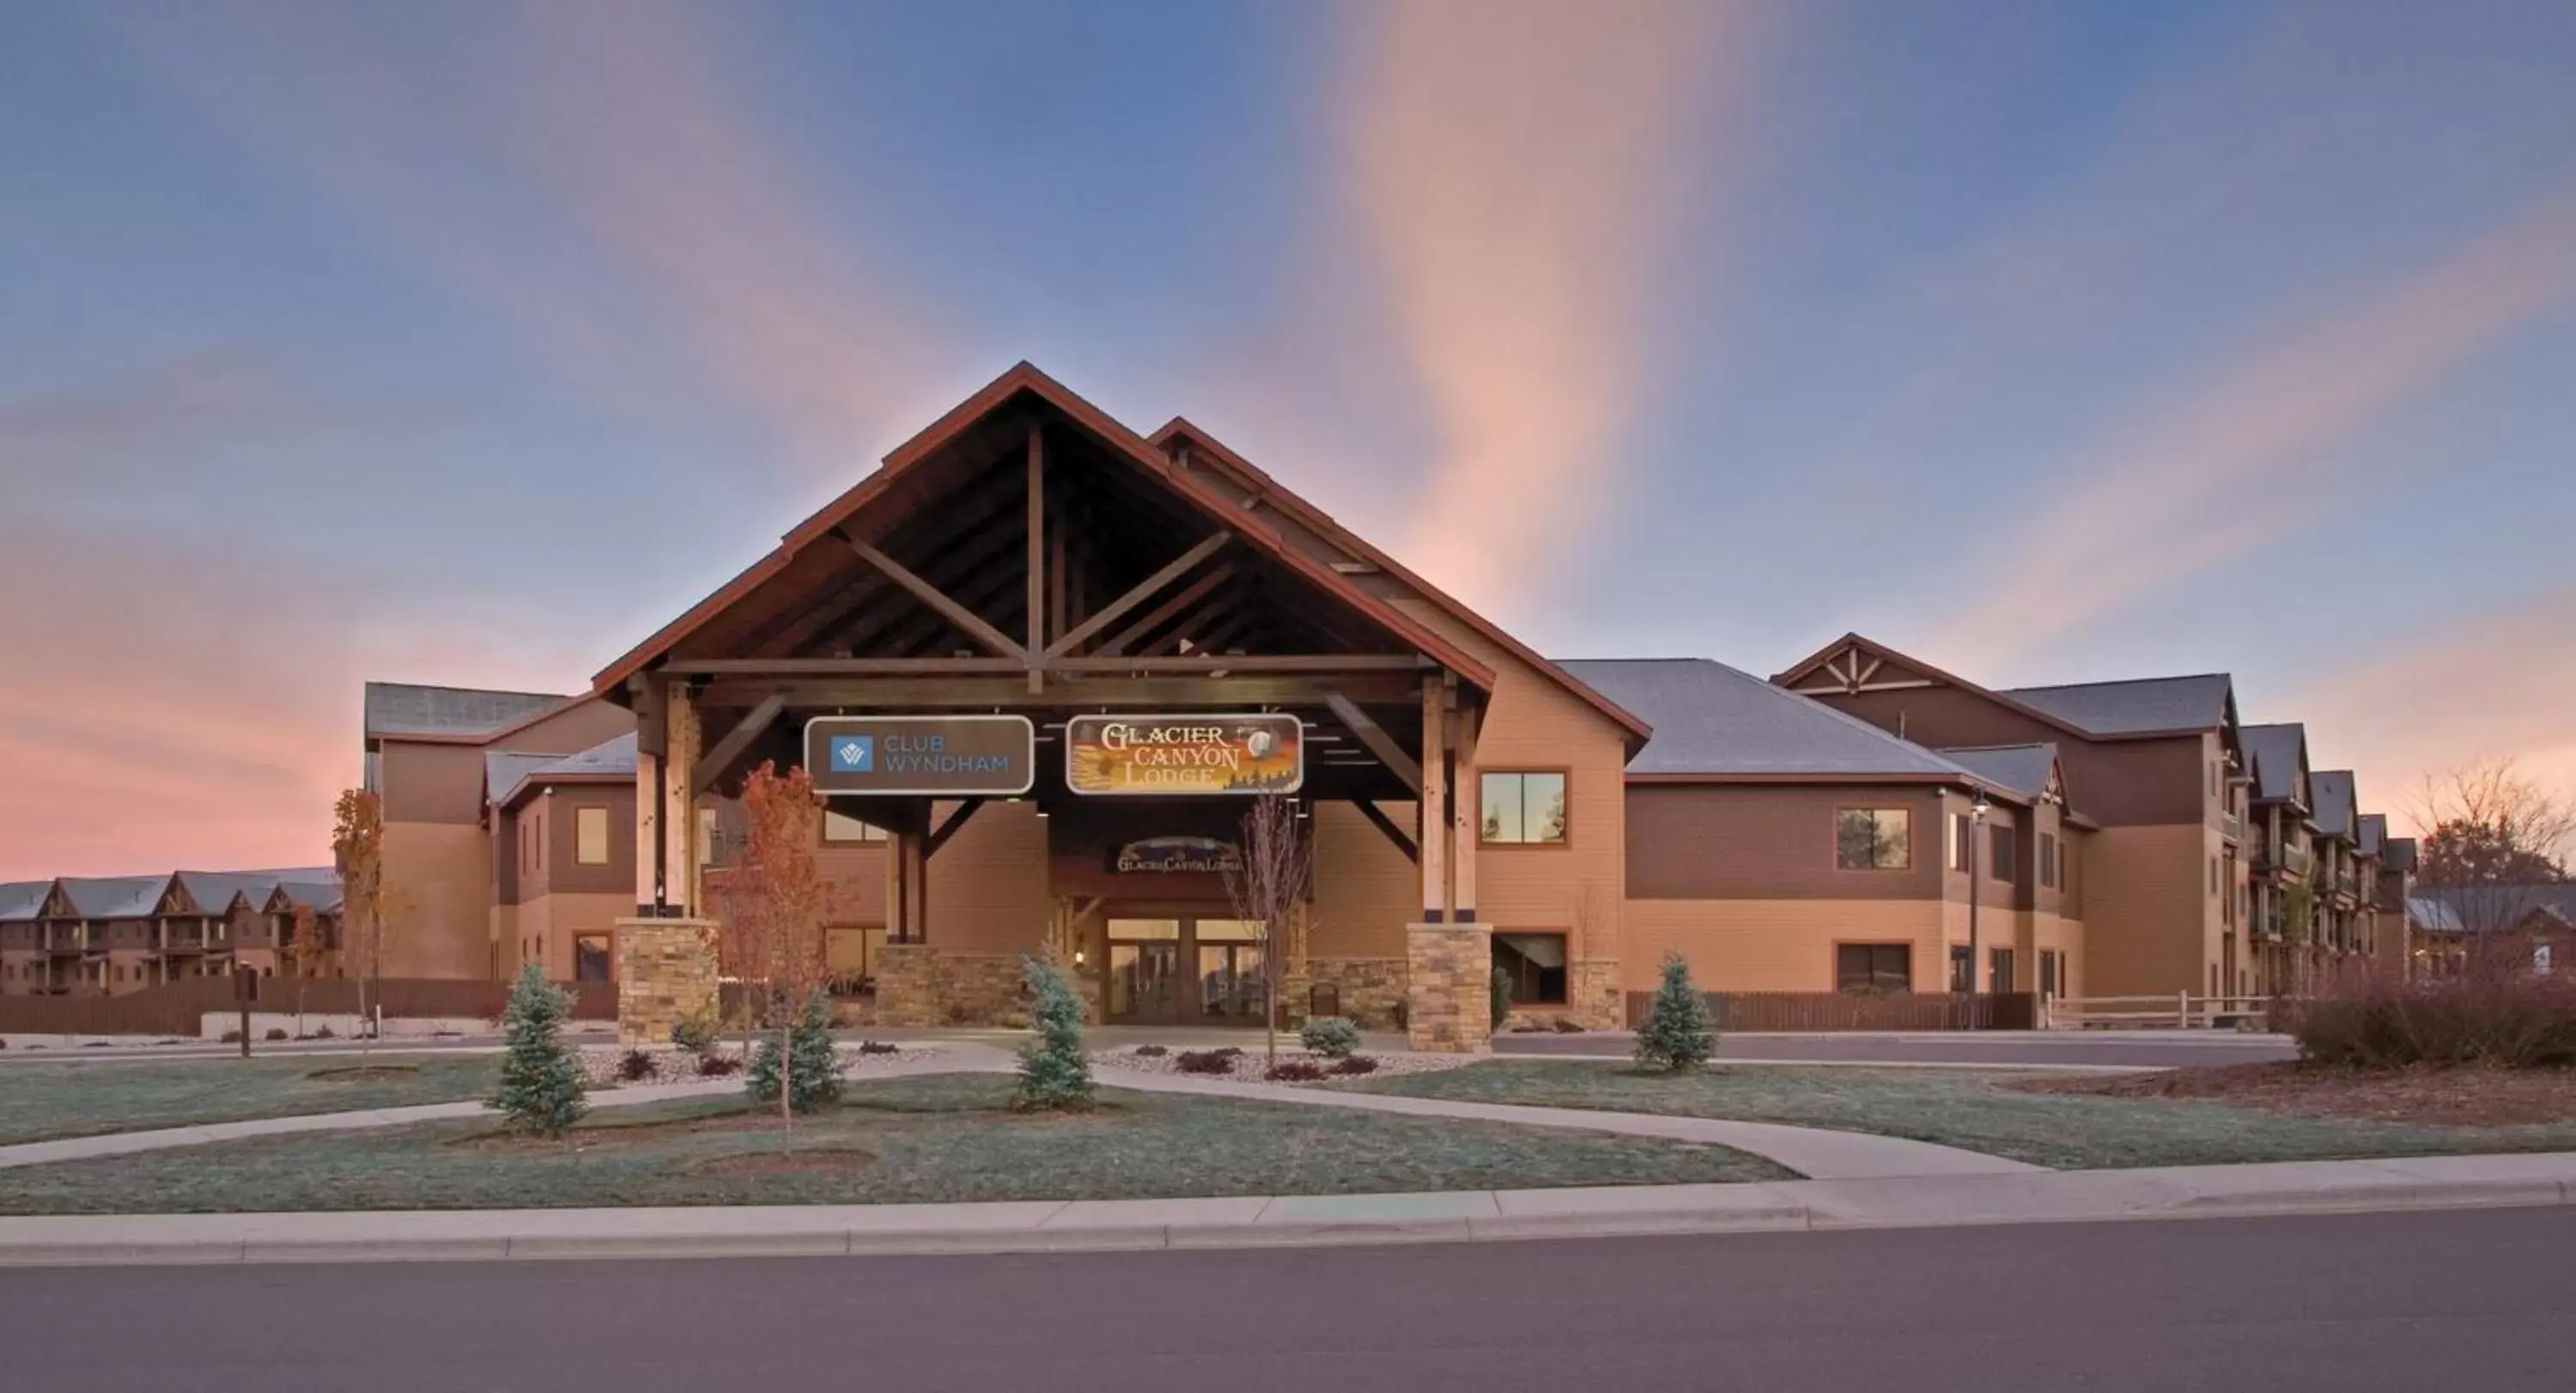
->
xmin=1148 ymin=417 xmax=1653 ymax=746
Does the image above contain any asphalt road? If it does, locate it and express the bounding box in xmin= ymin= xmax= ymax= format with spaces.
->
xmin=7 ymin=1208 xmax=2567 ymax=1392
xmin=1499 ymin=1031 xmax=2299 ymax=1068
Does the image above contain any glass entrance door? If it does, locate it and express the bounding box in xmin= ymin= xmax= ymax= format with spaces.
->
xmin=1105 ymin=919 xmax=1182 ymax=1024
xmin=1194 ymin=918 xmax=1267 ymax=1021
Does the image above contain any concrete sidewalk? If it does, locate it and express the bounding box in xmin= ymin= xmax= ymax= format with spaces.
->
xmin=4 ymin=1151 xmax=2569 ymax=1268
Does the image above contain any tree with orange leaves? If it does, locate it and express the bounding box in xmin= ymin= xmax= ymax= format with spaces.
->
xmin=709 ymin=763 xmax=835 ymax=1123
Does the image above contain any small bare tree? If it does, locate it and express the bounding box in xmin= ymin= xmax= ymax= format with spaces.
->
xmin=711 ymin=764 xmax=831 ymax=1127
xmin=288 ymin=903 xmax=327 ymax=1037
xmin=1224 ymin=794 xmax=1311 ymax=1069
xmin=2409 ymin=759 xmax=2575 ymax=944
xmin=331 ymin=788 xmax=386 ymax=1055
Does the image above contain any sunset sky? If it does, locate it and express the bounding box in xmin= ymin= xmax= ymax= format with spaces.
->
xmin=3 ymin=0 xmax=2573 ymax=879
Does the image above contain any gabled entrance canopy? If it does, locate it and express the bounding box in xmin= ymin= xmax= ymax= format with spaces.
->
xmin=593 ymin=363 xmax=1500 ymax=929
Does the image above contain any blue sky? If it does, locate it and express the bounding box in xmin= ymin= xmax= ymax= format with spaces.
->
xmin=3 ymin=0 xmax=2573 ymax=875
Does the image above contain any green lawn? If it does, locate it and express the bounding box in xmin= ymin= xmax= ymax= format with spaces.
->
xmin=0 ymin=1055 xmax=501 ymax=1146
xmin=0 ymin=1074 xmax=1792 ymax=1215
xmin=1344 ymin=1061 xmax=2576 ymax=1170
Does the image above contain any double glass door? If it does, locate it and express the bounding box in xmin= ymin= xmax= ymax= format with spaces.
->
xmin=1105 ymin=914 xmax=1267 ymax=1025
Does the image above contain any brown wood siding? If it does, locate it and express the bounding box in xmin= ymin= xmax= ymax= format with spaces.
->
xmin=378 ymin=742 xmax=490 ymax=824
xmin=1625 ymin=785 xmax=1950 ymax=902
xmin=542 ymin=791 xmax=633 ymax=897
xmin=925 ymin=800 xmax=1050 ymax=955
xmin=1811 ymin=688 xmax=2212 ymax=826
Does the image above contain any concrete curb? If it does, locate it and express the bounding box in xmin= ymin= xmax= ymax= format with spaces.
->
xmin=5 ymin=1156 xmax=2570 ymax=1268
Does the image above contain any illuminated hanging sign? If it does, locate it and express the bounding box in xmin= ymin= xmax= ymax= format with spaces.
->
xmin=802 ymin=715 xmax=1036 ymax=796
xmin=1064 ymin=714 xmax=1303 ymax=796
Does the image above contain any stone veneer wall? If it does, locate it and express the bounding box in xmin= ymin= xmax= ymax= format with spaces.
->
xmin=1405 ymin=923 xmax=1492 ymax=1054
xmin=1498 ymin=959 xmax=1624 ymax=1032
xmin=1301 ymin=957 xmax=1410 ymax=1030
xmin=872 ymin=943 xmax=1029 ymax=1028
xmin=614 ymin=917 xmax=717 ymax=1047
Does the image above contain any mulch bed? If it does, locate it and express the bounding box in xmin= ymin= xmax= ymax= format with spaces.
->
xmin=2013 ymin=1061 xmax=2576 ymax=1127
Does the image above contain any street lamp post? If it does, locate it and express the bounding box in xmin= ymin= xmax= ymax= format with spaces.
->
xmin=1968 ymin=794 xmax=1990 ymax=1025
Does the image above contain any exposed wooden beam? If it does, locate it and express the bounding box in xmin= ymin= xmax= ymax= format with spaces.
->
xmin=696 ymin=672 xmax=1423 ymax=709
xmin=875 ymin=557 xmax=1032 ymax=661
xmin=1351 ymin=799 xmax=1419 ymax=864
xmin=924 ymin=798 xmax=986 ymax=859
xmin=1025 ymin=425 xmax=1045 ymax=693
xmin=1321 ymin=688 xmax=1424 ymax=793
xmin=805 ymin=514 xmax=1027 ymax=659
xmin=691 ymin=690 xmax=786 ymax=788
xmin=629 ymin=675 xmax=668 ymax=760
xmin=754 ymin=462 xmax=1026 ymax=657
xmin=1065 ymin=654 xmax=1427 ymax=675
xmin=663 ymin=658 xmax=1026 ymax=677
xmin=839 ymin=532 xmax=1029 ymax=661
xmin=1042 ymin=531 xmax=1233 ymax=661
xmin=1097 ymin=564 xmax=1232 ymax=657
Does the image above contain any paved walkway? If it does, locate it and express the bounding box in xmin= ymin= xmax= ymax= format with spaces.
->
xmin=5 ymin=1152 xmax=2571 ymax=1267
xmin=0 ymin=1043 xmax=2014 ymax=1180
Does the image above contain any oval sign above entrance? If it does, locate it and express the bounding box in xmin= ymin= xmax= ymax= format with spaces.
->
xmin=802 ymin=715 xmax=1036 ymax=796
xmin=1065 ymin=713 xmax=1303 ymax=796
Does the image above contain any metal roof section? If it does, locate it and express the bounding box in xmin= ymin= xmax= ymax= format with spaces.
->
xmin=56 ymin=875 xmax=173 ymax=919
xmin=2001 ymin=673 xmax=2236 ymax=737
xmin=2241 ymin=723 xmax=2308 ymax=803
xmin=2408 ymin=897 xmax=2465 ymax=934
xmin=2357 ymin=812 xmax=2387 ymax=858
xmin=365 ymin=682 xmax=568 ymax=739
xmin=494 ymin=733 xmax=640 ymax=809
xmin=172 ymin=871 xmax=293 ymax=914
xmin=1556 ymin=658 xmax=2001 ymax=788
xmin=2311 ymin=769 xmax=2358 ymax=838
xmin=1933 ymin=744 xmax=2061 ymax=801
xmin=270 ymin=880 xmax=345 ymax=915
xmin=0 ymin=881 xmax=48 ymax=922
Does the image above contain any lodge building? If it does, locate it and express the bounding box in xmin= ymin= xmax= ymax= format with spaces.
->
xmin=329 ymin=364 xmax=2403 ymax=1039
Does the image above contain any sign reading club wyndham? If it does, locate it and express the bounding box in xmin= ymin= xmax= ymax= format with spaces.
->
xmin=802 ymin=715 xmax=1036 ymax=796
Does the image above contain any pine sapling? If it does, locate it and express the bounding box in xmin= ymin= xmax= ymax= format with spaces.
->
xmin=492 ymin=964 xmax=587 ymax=1136
xmin=747 ymin=990 xmax=844 ymax=1116
xmin=1633 ymin=950 xmax=1717 ymax=1071
xmin=1014 ymin=952 xmax=1094 ymax=1111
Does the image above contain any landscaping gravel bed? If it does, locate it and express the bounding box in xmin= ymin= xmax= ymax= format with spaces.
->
xmin=575 ymin=1043 xmax=945 ymax=1088
xmin=1090 ymin=1045 xmax=1471 ymax=1085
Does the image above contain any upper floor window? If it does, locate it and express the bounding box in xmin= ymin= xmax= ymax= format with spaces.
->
xmin=1836 ymin=809 xmax=1911 ymax=871
xmin=1947 ymin=812 xmax=1971 ymax=873
xmin=1480 ymin=771 xmax=1568 ymax=845
xmin=575 ymin=806 xmax=611 ymax=866
xmin=823 ymin=810 xmax=888 ymax=844
xmin=2038 ymin=832 xmax=2057 ymax=889
xmin=1989 ymin=825 xmax=2016 ymax=884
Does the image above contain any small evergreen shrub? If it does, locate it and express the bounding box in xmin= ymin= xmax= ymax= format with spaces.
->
xmin=1633 ymin=951 xmax=1718 ymax=1072
xmin=1298 ymin=1016 xmax=1363 ymax=1059
xmin=748 ymin=991 xmax=846 ymax=1113
xmin=1327 ymin=1055 xmax=1379 ymax=1076
xmin=669 ymin=1008 xmax=720 ymax=1056
xmin=1013 ymin=953 xmax=1094 ymax=1111
xmin=1491 ymin=965 xmax=1514 ymax=1035
xmin=1264 ymin=1060 xmax=1326 ymax=1082
xmin=1175 ymin=1049 xmax=1236 ymax=1074
xmin=220 ymin=1030 xmax=244 ymax=1044
xmin=313 ymin=1025 xmax=336 ymax=1040
xmin=616 ymin=1049 xmax=659 ymax=1082
xmin=492 ymin=964 xmax=588 ymax=1136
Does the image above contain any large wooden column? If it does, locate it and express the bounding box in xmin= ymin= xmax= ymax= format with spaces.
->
xmin=659 ymin=684 xmax=702 ymax=918
xmin=1419 ymin=680 xmax=1449 ymax=923
xmin=631 ymin=677 xmax=665 ymax=915
xmin=1451 ymin=699 xmax=1478 ymax=922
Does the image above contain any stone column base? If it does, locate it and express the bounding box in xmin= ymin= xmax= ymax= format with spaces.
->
xmin=1406 ymin=922 xmax=1493 ymax=1054
xmin=873 ymin=942 xmax=941 ymax=1029
xmin=614 ymin=918 xmax=717 ymax=1047
xmin=1570 ymin=958 xmax=1625 ymax=1031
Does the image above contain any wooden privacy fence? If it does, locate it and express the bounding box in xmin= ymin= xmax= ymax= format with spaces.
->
xmin=0 ymin=976 xmax=616 ymax=1038
xmin=1624 ymin=990 xmax=2038 ymax=1032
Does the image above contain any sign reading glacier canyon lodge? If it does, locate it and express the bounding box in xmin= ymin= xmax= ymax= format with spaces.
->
xmin=1065 ymin=714 xmax=1304 ymax=796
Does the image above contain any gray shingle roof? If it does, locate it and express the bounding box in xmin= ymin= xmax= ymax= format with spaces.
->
xmin=2385 ymin=836 xmax=2419 ymax=873
xmin=2409 ymin=897 xmax=2464 ymax=934
xmin=173 ymin=871 xmax=284 ymax=914
xmin=56 ymin=875 xmax=173 ymax=919
xmin=365 ymin=682 xmax=567 ymax=739
xmin=2242 ymin=723 xmax=2307 ymax=802
xmin=2357 ymin=813 xmax=2386 ymax=858
xmin=2415 ymin=884 xmax=2576 ymax=933
xmin=0 ymin=881 xmax=48 ymax=922
xmin=492 ymin=733 xmax=639 ymax=808
xmin=2002 ymin=674 xmax=2234 ymax=736
xmin=271 ymin=880 xmax=344 ymax=915
xmin=1934 ymin=745 xmax=2058 ymax=801
xmin=1556 ymin=659 xmax=1987 ymax=783
xmin=2311 ymin=770 xmax=2357 ymax=839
